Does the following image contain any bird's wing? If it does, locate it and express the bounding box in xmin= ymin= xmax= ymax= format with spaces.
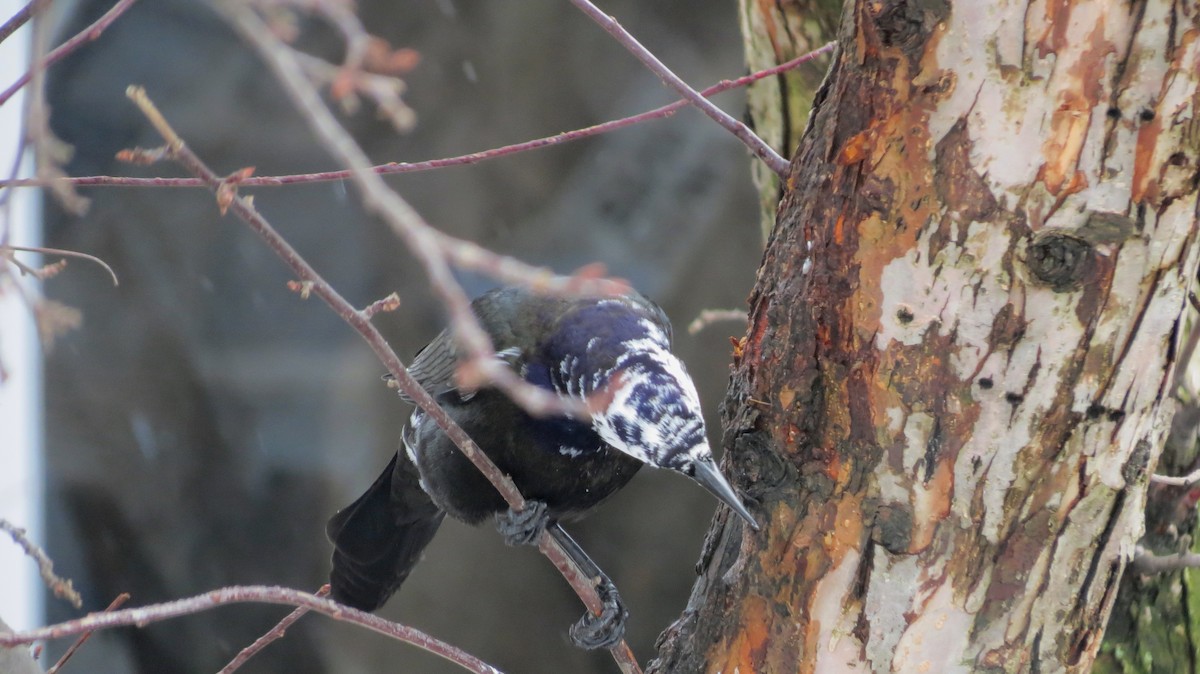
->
xmin=393 ymin=330 xmax=458 ymax=403
xmin=393 ymin=330 xmax=522 ymax=403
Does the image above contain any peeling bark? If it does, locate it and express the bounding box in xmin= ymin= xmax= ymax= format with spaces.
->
xmin=653 ymin=1 xmax=1200 ymax=672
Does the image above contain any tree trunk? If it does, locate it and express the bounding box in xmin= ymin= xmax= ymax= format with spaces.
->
xmin=653 ymin=1 xmax=1200 ymax=672
xmin=738 ymin=0 xmax=840 ymax=240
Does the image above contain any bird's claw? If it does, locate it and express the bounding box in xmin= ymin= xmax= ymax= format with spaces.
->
xmin=495 ymin=500 xmax=549 ymax=546
xmin=568 ymin=579 xmax=627 ymax=650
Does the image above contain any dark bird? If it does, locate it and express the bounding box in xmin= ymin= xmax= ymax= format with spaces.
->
xmin=326 ymin=287 xmax=757 ymax=648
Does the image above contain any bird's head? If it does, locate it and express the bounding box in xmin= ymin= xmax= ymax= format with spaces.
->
xmin=547 ymin=299 xmax=758 ymax=529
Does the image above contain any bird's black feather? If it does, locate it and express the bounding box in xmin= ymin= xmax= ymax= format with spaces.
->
xmin=326 ymin=287 xmax=756 ymax=640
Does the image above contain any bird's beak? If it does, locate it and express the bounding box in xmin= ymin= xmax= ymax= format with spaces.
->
xmin=691 ymin=458 xmax=759 ymax=530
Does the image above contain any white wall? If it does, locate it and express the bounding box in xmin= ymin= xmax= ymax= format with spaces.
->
xmin=0 ymin=0 xmax=45 ymax=634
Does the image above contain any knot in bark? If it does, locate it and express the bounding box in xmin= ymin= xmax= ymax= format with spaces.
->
xmin=1026 ymin=230 xmax=1095 ymax=291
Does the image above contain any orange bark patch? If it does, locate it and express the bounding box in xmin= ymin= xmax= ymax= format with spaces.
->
xmin=1035 ymin=0 xmax=1074 ymax=57
xmin=1039 ymin=94 xmax=1092 ymax=195
xmin=711 ymin=594 xmax=773 ymax=674
xmin=838 ymin=128 xmax=874 ymax=165
xmin=1131 ymin=108 xmax=1163 ymax=204
xmin=779 ymin=385 xmax=796 ymax=409
xmin=833 ymin=213 xmax=848 ymax=245
xmin=832 ymin=496 xmax=865 ymax=554
xmin=1040 ymin=18 xmax=1114 ymax=196
xmin=754 ymin=0 xmax=781 ymax=54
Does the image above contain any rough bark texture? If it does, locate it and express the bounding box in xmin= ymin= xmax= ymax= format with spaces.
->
xmin=738 ymin=0 xmax=841 ymax=239
xmin=652 ymin=1 xmax=1200 ymax=672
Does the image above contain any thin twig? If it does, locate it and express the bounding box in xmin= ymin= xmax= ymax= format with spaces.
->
xmin=123 ymin=83 xmax=527 ymax=518
xmin=3 ymin=245 xmax=119 ymax=285
xmin=293 ymin=51 xmax=415 ymax=132
xmin=0 ymin=518 xmax=82 ymax=608
xmin=21 ymin=0 xmax=89 ymax=214
xmin=0 ymin=0 xmax=44 ymax=46
xmin=0 ymin=0 xmax=140 ymax=108
xmin=221 ymin=3 xmax=610 ymax=421
xmin=687 ymin=308 xmax=747 ymax=335
xmin=1130 ymin=546 xmax=1200 ymax=574
xmin=0 ymin=586 xmax=503 ymax=674
xmin=1151 ymin=468 xmax=1200 ymax=486
xmin=360 ymin=291 xmax=400 ymax=319
xmin=569 ymin=0 xmax=790 ymax=178
xmin=122 ymin=84 xmax=638 ymax=672
xmin=217 ymin=585 xmax=330 ymax=674
xmin=45 ymin=593 xmax=130 ymax=674
xmin=0 ymin=42 xmax=835 ymax=191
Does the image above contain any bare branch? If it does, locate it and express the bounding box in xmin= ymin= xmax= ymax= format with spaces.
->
xmin=46 ymin=593 xmax=130 ymax=674
xmin=120 ymin=85 xmax=639 ymax=672
xmin=0 ymin=0 xmax=44 ymax=46
xmin=3 ymin=245 xmax=119 ymax=285
xmin=122 ymin=83 xmax=528 ymax=515
xmin=687 ymin=308 xmax=747 ymax=335
xmin=0 ymin=41 xmax=835 ymax=191
xmin=0 ymin=586 xmax=504 ymax=674
xmin=1130 ymin=546 xmax=1200 ymax=575
xmin=0 ymin=0 xmax=140 ymax=108
xmin=293 ymin=51 xmax=415 ymax=132
xmin=0 ymin=518 xmax=81 ymax=609
xmin=1150 ymin=468 xmax=1200 ymax=487
xmin=360 ymin=292 xmax=401 ymax=319
xmin=569 ymin=0 xmax=790 ymax=177
xmin=218 ymin=3 xmax=613 ymax=421
xmin=217 ymin=585 xmax=329 ymax=674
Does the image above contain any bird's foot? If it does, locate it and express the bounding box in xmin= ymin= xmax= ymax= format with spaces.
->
xmin=495 ymin=500 xmax=549 ymax=546
xmin=569 ymin=578 xmax=627 ymax=650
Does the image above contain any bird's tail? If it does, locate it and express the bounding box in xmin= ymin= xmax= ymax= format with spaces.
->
xmin=326 ymin=454 xmax=444 ymax=611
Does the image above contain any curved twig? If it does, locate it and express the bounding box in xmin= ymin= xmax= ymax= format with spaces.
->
xmin=569 ymin=0 xmax=790 ymax=177
xmin=0 ymin=42 xmax=835 ymax=191
xmin=0 ymin=586 xmax=503 ymax=674
xmin=0 ymin=0 xmax=140 ymax=108
xmin=3 ymin=245 xmax=119 ymax=286
xmin=217 ymin=585 xmax=330 ymax=673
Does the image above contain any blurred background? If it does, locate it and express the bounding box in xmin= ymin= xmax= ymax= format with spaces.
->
xmin=23 ymin=0 xmax=764 ymax=671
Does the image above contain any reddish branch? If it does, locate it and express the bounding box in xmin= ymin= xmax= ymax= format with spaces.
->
xmin=122 ymin=84 xmax=639 ymax=673
xmin=217 ymin=585 xmax=330 ymax=674
xmin=0 ymin=42 xmax=834 ymax=190
xmin=0 ymin=518 xmax=81 ymax=609
xmin=46 ymin=593 xmax=130 ymax=674
xmin=0 ymin=0 xmax=43 ymax=45
xmin=124 ymin=82 xmax=526 ymax=520
xmin=569 ymin=0 xmax=790 ymax=177
xmin=0 ymin=586 xmax=504 ymax=674
xmin=0 ymin=0 xmax=140 ymax=108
